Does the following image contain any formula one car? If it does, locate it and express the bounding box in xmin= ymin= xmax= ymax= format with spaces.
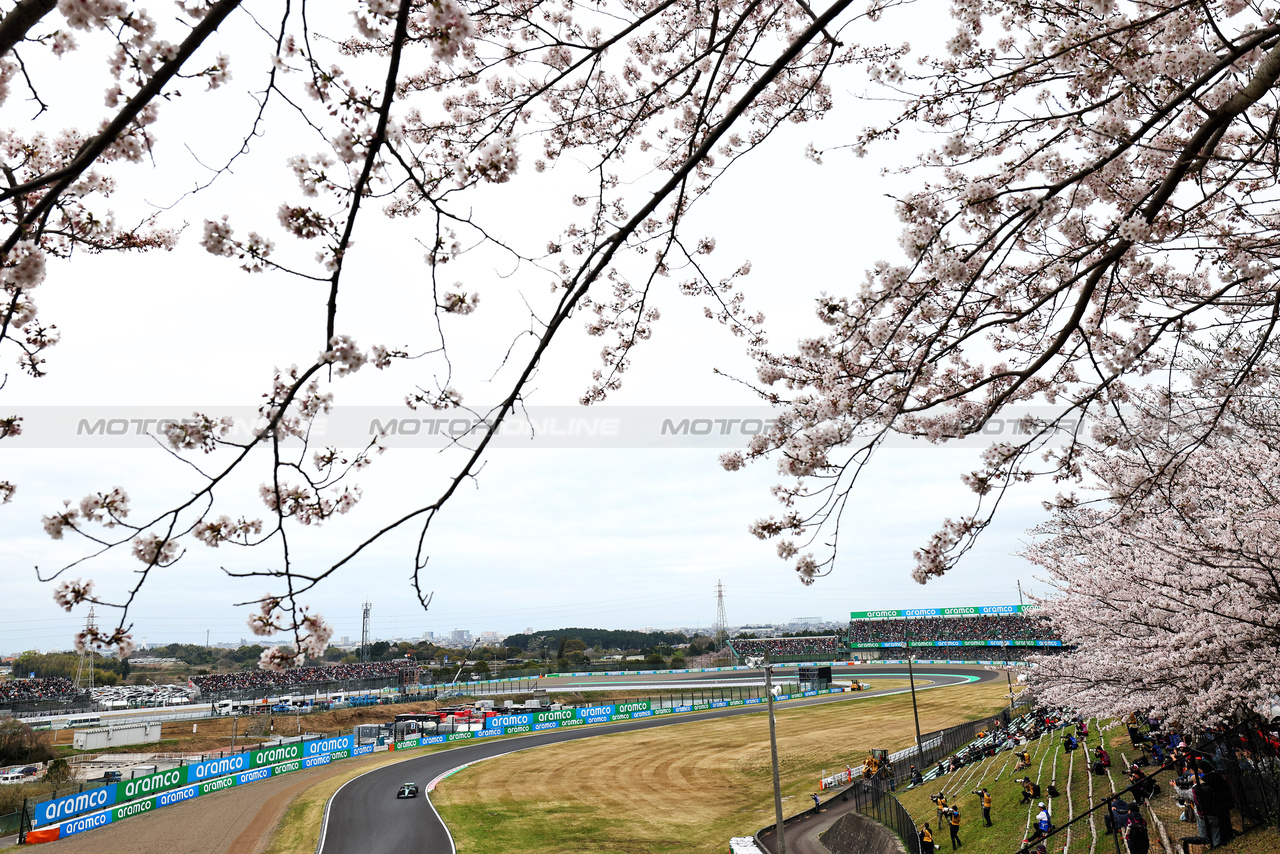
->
xmin=397 ymin=782 xmax=419 ymax=798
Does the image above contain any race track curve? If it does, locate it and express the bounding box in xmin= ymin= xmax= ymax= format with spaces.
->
xmin=317 ymin=665 xmax=997 ymax=854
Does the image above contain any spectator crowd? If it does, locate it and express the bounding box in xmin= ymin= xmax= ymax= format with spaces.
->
xmin=190 ymin=661 xmax=410 ymax=693
xmin=849 ymin=615 xmax=1060 ymax=644
xmin=0 ymin=677 xmax=85 ymax=704
xmin=729 ymin=636 xmax=842 ymax=657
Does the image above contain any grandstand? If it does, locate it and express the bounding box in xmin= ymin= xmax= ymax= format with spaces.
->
xmin=0 ymin=677 xmax=87 ymax=711
xmin=847 ymin=605 xmax=1063 ymax=660
xmin=727 ymin=636 xmax=841 ymax=660
xmin=189 ymin=661 xmax=413 ymax=695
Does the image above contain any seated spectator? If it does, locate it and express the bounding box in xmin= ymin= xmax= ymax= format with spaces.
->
xmin=729 ymin=636 xmax=842 ymax=659
xmin=190 ymin=660 xmax=410 ymax=694
xmin=848 ymin=614 xmax=1062 ymax=645
xmin=1105 ymin=800 xmax=1131 ymax=835
xmin=0 ymin=677 xmax=85 ymax=705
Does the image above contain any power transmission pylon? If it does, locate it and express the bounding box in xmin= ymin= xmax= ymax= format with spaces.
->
xmin=74 ymin=607 xmax=97 ymax=692
xmin=360 ymin=601 xmax=372 ymax=663
xmin=713 ymin=581 xmax=728 ymax=651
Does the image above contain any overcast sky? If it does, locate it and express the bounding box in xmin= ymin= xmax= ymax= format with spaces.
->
xmin=1 ymin=4 xmax=1061 ymax=656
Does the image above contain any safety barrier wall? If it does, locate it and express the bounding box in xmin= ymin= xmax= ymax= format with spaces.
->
xmin=20 ymin=684 xmax=855 ymax=843
xmin=20 ymin=661 xmax=1012 ymax=843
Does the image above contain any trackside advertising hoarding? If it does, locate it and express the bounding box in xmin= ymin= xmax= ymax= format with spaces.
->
xmin=43 ymin=746 xmax=336 ymax=838
xmin=849 ymin=604 xmax=1030 ymax=619
xmin=30 ymin=685 xmax=858 ymax=842
xmin=34 ymin=737 xmax=350 ymax=828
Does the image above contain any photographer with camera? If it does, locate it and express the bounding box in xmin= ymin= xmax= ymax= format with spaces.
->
xmin=943 ymin=804 xmax=962 ymax=849
xmin=931 ymin=791 xmax=949 ymax=827
xmin=973 ymin=787 xmax=993 ymax=826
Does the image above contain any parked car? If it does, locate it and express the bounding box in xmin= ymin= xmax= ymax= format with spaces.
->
xmin=396 ymin=782 xmax=419 ymax=799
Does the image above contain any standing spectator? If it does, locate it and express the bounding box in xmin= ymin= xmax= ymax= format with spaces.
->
xmin=1125 ymin=812 xmax=1150 ymax=854
xmin=1196 ymin=760 xmax=1234 ymax=846
xmin=811 ymin=793 xmax=821 ymax=812
xmin=1191 ymin=768 xmax=1220 ymax=846
xmin=946 ymin=806 xmax=962 ymax=849
xmin=919 ymin=823 xmax=934 ymax=854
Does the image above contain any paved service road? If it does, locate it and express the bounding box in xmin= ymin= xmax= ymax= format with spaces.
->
xmin=318 ymin=665 xmax=996 ymax=854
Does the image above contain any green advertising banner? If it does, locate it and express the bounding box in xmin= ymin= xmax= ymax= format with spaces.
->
xmin=251 ymin=743 xmax=302 ymax=768
xmin=531 ymin=708 xmax=578 ymax=725
xmin=612 ymin=700 xmax=651 ymax=715
xmin=273 ymin=759 xmax=302 ymax=776
xmin=112 ymin=799 xmax=156 ymax=822
xmin=199 ymin=776 xmax=237 ymax=796
xmin=118 ymin=767 xmax=186 ymax=802
xmin=850 ymin=605 xmax=1027 ymax=620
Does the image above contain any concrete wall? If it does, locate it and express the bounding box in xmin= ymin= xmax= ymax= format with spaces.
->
xmin=820 ymin=811 xmax=907 ymax=854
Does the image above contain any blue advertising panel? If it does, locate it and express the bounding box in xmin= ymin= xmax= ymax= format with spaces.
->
xmin=58 ymin=810 xmax=112 ymax=837
xmin=188 ymin=753 xmax=251 ymax=783
xmin=36 ymin=785 xmax=117 ymax=827
xmin=304 ymin=735 xmax=352 ymax=756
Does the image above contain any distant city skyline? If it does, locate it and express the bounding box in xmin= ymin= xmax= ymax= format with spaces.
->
xmin=5 ymin=609 xmax=1035 ymax=658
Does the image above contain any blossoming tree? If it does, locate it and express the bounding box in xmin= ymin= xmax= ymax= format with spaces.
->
xmin=11 ymin=0 xmax=1280 ymax=666
xmin=1023 ymin=401 xmax=1280 ymax=724
xmin=729 ymin=0 xmax=1280 ymax=588
xmin=2 ymin=0 xmax=884 ymax=663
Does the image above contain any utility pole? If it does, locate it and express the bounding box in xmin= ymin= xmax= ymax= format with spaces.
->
xmin=1006 ymin=670 xmax=1016 ymax=716
xmin=762 ymin=652 xmax=786 ymax=854
xmin=905 ymin=622 xmax=924 ymax=767
xmin=1017 ymin=581 xmax=1024 ymax=609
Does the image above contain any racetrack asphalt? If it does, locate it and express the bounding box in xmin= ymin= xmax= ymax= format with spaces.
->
xmin=317 ymin=665 xmax=996 ymax=854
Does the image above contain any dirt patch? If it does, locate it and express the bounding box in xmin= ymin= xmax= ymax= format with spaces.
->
xmin=35 ymin=752 xmax=392 ymax=854
xmin=432 ymin=679 xmax=1014 ymax=854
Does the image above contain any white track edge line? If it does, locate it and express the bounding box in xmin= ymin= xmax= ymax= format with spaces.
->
xmin=315 ymin=671 xmax=979 ymax=853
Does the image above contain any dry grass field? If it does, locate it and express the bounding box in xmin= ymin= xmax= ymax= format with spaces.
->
xmin=431 ymin=678 xmax=1014 ymax=854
